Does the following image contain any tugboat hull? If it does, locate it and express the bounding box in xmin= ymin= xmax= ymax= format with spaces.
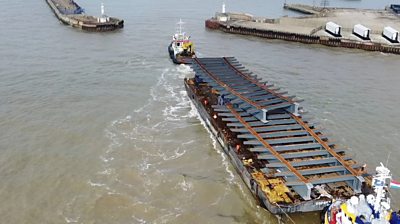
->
xmin=168 ymin=43 xmax=193 ymax=64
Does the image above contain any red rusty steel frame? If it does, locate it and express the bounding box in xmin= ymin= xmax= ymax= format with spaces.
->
xmin=290 ymin=114 xmax=360 ymax=176
xmin=222 ymin=57 xmax=295 ymax=104
xmin=194 ymin=58 xmax=264 ymax=109
xmin=226 ymin=104 xmax=309 ymax=183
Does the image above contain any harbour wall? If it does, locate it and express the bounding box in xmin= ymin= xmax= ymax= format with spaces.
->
xmin=205 ymin=19 xmax=400 ymax=55
xmin=45 ymin=0 xmax=123 ymax=32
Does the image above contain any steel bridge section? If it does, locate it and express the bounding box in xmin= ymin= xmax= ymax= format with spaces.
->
xmin=190 ymin=57 xmax=365 ymax=199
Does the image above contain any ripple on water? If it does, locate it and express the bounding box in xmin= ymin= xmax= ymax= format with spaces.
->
xmin=72 ymin=65 xmax=276 ymax=223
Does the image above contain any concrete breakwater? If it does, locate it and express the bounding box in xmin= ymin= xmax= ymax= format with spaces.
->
xmin=46 ymin=0 xmax=123 ymax=32
xmin=206 ymin=5 xmax=400 ymax=55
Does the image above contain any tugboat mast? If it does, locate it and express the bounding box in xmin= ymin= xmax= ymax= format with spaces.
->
xmin=177 ymin=18 xmax=184 ymax=36
xmin=372 ymin=163 xmax=392 ymax=212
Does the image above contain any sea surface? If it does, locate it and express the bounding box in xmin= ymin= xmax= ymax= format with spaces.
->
xmin=1 ymin=0 xmax=400 ymax=223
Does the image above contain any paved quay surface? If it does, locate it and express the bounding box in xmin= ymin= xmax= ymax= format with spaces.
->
xmin=223 ymin=6 xmax=400 ymax=45
xmin=52 ymin=0 xmax=79 ymax=11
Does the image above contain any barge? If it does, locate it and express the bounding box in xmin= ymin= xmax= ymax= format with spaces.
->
xmin=46 ymin=0 xmax=123 ymax=32
xmin=185 ymin=57 xmax=371 ymax=214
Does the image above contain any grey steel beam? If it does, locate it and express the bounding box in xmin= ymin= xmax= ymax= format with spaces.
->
xmin=263 ymin=119 xmax=298 ymax=126
xmin=219 ymin=79 xmax=250 ymax=86
xmin=205 ymin=68 xmax=235 ymax=73
xmin=264 ymin=158 xmax=340 ymax=168
xmin=228 ymin=118 xmax=299 ymax=127
xmin=249 ymin=142 xmax=332 ymax=153
xmin=230 ymin=98 xmax=246 ymax=104
xmin=232 ymin=65 xmax=246 ymax=70
xmin=297 ymin=164 xmax=347 ymax=176
xmin=269 ymin=136 xmax=326 ymax=145
xmin=263 ymin=162 xmax=287 ymax=168
xmin=290 ymin=157 xmax=346 ymax=167
xmin=276 ymin=91 xmax=289 ymax=95
xmin=256 ymin=148 xmax=345 ymax=158
xmin=259 ymin=129 xmax=319 ymax=138
xmin=258 ymin=149 xmax=337 ymax=160
xmin=258 ymin=99 xmax=285 ymax=107
xmin=216 ymin=74 xmax=248 ymax=79
xmin=244 ymin=108 xmax=261 ymax=115
xmin=244 ymin=135 xmax=318 ymax=146
xmin=249 ymin=119 xmax=294 ymax=126
xmin=242 ymin=90 xmax=270 ymax=98
xmin=230 ymin=128 xmax=253 ymax=133
xmin=273 ymin=165 xmax=347 ymax=177
xmin=226 ymin=61 xmax=241 ymax=66
xmin=217 ymin=112 xmax=235 ymax=117
xmin=249 ymin=147 xmax=268 ymax=152
xmin=243 ymin=140 xmax=263 ymax=145
xmin=234 ymin=86 xmax=263 ymax=94
xmin=248 ymin=94 xmax=276 ymax=102
xmin=268 ymin=136 xmax=321 ymax=145
xmin=264 ymin=102 xmax=293 ymax=112
xmin=273 ymin=142 xmax=334 ymax=152
xmin=309 ymin=174 xmax=357 ymax=185
xmin=251 ymin=124 xmax=305 ymax=133
xmin=272 ymin=171 xmax=296 ymax=177
xmin=286 ymin=181 xmax=311 ymax=186
xmin=223 ymin=117 xmax=258 ymax=122
xmin=236 ymin=134 xmax=258 ymax=139
xmin=212 ymin=105 xmax=233 ymax=110
xmin=225 ymin=94 xmax=239 ymax=100
xmin=216 ymin=74 xmax=247 ymax=80
xmin=237 ymin=130 xmax=321 ymax=139
xmin=219 ymin=77 xmax=254 ymax=83
xmin=218 ymin=112 xmax=251 ymax=117
xmin=227 ymin=121 xmax=265 ymax=127
xmin=266 ymin=113 xmax=292 ymax=120
xmin=213 ymin=108 xmax=230 ymax=112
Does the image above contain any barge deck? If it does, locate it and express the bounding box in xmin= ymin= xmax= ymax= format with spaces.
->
xmin=46 ymin=0 xmax=123 ymax=32
xmin=185 ymin=57 xmax=371 ymax=214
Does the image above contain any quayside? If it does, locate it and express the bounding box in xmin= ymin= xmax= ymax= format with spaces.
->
xmin=45 ymin=0 xmax=123 ymax=32
xmin=206 ymin=4 xmax=400 ymax=55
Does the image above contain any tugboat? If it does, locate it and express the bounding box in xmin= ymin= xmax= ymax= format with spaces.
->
xmin=168 ymin=19 xmax=196 ymax=64
xmin=323 ymin=163 xmax=400 ymax=224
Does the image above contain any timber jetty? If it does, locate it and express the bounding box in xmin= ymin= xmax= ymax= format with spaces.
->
xmin=206 ymin=4 xmax=400 ymax=55
xmin=185 ymin=57 xmax=371 ymax=214
xmin=46 ymin=0 xmax=123 ymax=32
